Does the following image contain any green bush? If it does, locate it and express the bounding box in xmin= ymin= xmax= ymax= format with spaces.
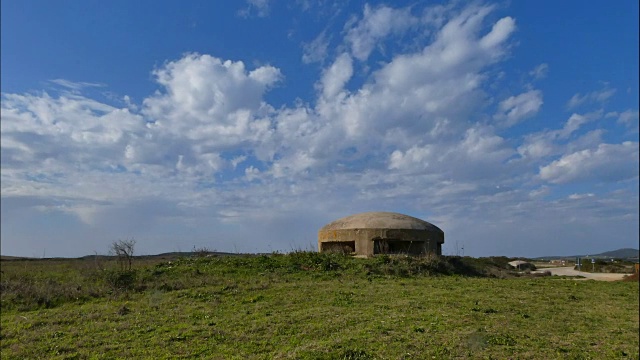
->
xmin=102 ymin=269 xmax=138 ymax=291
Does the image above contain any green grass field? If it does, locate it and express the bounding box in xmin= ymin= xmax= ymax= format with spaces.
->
xmin=1 ymin=253 xmax=638 ymax=359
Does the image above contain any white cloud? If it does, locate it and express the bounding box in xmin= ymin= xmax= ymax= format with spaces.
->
xmin=495 ymin=90 xmax=543 ymax=127
xmin=371 ymin=9 xmax=515 ymax=90
xmin=10 ymin=4 xmax=518 ymax=187
xmin=529 ymin=186 xmax=549 ymax=198
xmin=388 ymin=145 xmax=433 ymax=171
xmin=0 ymin=92 xmax=143 ymax=170
xmin=4 ymin=3 xmax=523 ymax=207
xmin=479 ymin=16 xmax=516 ymax=50
xmin=49 ymin=79 xmax=106 ymax=90
xmin=559 ymin=111 xmax=602 ymax=137
xmin=529 ymin=63 xmax=548 ymax=80
xmin=231 ymin=156 xmax=247 ymax=169
xmin=142 ymin=53 xmax=281 ymax=156
xmin=539 ymin=142 xmax=639 ymax=184
xmin=245 ymin=166 xmax=260 ymax=181
xmin=606 ymin=109 xmax=640 ymax=133
xmin=123 ymin=95 xmax=138 ymax=111
xmin=517 ymin=110 xmax=604 ymax=160
xmin=561 ymin=113 xmax=591 ymax=136
xmin=344 ymin=4 xmax=418 ymax=61
xmin=238 ymin=0 xmax=270 ymax=18
xmin=302 ymin=31 xmax=330 ymax=64
xmin=1 ymin=2 xmax=637 ymax=258
xmin=318 ymin=53 xmax=353 ymax=99
xmin=144 ymin=54 xmax=280 ymax=123
xmin=566 ymin=86 xmax=616 ymax=109
xmin=517 ymin=134 xmax=556 ymax=159
xmin=618 ymin=109 xmax=639 ymax=124
xmin=565 ymin=129 xmax=606 ymax=153
xmin=568 ymin=193 xmax=594 ymax=200
xmin=388 ymin=125 xmax=514 ymax=182
xmin=313 ymin=4 xmax=517 ymax=146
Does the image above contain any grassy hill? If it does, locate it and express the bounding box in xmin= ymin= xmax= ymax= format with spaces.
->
xmin=1 ymin=252 xmax=638 ymax=359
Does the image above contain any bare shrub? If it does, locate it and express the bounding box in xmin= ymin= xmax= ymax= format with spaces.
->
xmin=110 ymin=238 xmax=136 ymax=271
xmin=192 ymin=245 xmax=214 ymax=258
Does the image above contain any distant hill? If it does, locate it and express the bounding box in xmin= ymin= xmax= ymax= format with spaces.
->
xmin=1 ymin=251 xmax=245 ymax=262
xmin=0 ymin=255 xmax=31 ymax=260
xmin=3 ymin=248 xmax=638 ymax=261
xmin=535 ymin=248 xmax=639 ymax=260
xmin=78 ymin=251 xmax=244 ymax=260
xmin=593 ymin=248 xmax=639 ymax=259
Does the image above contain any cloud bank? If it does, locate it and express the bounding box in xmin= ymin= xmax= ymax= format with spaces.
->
xmin=1 ymin=2 xmax=637 ymax=257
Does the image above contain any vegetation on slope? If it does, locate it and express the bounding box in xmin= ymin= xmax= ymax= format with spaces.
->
xmin=1 ymin=252 xmax=638 ymax=359
xmin=573 ymin=259 xmax=637 ymax=274
xmin=1 ymin=252 xmax=532 ymax=312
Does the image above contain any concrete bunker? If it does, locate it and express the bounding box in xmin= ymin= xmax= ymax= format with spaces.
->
xmin=320 ymin=241 xmax=355 ymax=253
xmin=318 ymin=212 xmax=444 ymax=257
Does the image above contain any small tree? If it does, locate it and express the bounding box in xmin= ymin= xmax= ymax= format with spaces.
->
xmin=111 ymin=238 xmax=136 ymax=271
xmin=192 ymin=245 xmax=213 ymax=258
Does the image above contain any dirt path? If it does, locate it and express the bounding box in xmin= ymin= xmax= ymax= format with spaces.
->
xmin=536 ymin=266 xmax=629 ymax=281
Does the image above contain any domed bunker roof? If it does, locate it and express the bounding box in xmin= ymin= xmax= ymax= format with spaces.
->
xmin=320 ymin=211 xmax=443 ymax=233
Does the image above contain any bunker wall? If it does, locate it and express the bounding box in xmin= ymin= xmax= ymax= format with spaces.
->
xmin=318 ymin=228 xmax=444 ymax=256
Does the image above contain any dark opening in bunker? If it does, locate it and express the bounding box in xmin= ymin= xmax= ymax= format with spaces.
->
xmin=321 ymin=241 xmax=356 ymax=254
xmin=373 ymin=239 xmax=423 ymax=255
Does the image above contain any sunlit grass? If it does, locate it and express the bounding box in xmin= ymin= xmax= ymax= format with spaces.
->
xmin=1 ymin=253 xmax=638 ymax=359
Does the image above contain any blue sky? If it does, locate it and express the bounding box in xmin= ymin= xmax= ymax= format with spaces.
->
xmin=1 ymin=0 xmax=638 ymax=258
